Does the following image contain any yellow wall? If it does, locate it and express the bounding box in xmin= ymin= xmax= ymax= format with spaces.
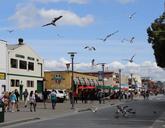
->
xmin=44 ymin=71 xmax=98 ymax=91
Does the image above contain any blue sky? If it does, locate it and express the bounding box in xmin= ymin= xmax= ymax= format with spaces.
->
xmin=0 ymin=0 xmax=165 ymax=81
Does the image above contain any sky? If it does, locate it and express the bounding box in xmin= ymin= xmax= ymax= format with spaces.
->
xmin=0 ymin=0 xmax=165 ymax=81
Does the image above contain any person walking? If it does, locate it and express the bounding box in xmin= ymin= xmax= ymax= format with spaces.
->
xmin=23 ymin=89 xmax=29 ymax=108
xmin=14 ymin=89 xmax=20 ymax=111
xmin=29 ymin=91 xmax=36 ymax=112
xmin=42 ymin=89 xmax=49 ymax=109
xmin=50 ymin=89 xmax=57 ymax=110
xmin=9 ymin=91 xmax=17 ymax=112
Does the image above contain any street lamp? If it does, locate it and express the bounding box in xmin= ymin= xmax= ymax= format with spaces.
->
xmin=97 ymin=63 xmax=106 ymax=103
xmin=119 ymin=69 xmax=122 ymax=100
xmin=68 ymin=52 xmax=77 ymax=109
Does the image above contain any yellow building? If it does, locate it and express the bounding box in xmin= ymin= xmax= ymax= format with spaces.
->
xmin=44 ymin=71 xmax=101 ymax=92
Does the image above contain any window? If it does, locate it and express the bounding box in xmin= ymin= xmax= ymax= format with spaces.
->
xmin=11 ymin=59 xmax=18 ymax=68
xmin=11 ymin=79 xmax=20 ymax=87
xmin=19 ymin=60 xmax=27 ymax=69
xmin=27 ymin=80 xmax=34 ymax=87
xmin=27 ymin=57 xmax=34 ymax=61
xmin=15 ymin=54 xmax=25 ymax=59
xmin=28 ymin=62 xmax=34 ymax=71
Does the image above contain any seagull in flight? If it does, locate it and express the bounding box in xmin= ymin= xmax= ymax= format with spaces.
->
xmin=98 ymin=30 xmax=119 ymax=42
xmin=42 ymin=16 xmax=63 ymax=27
xmin=129 ymin=12 xmax=136 ymax=19
xmin=7 ymin=29 xmax=14 ymax=33
xmin=84 ymin=46 xmax=96 ymax=51
xmin=91 ymin=59 xmax=95 ymax=66
xmin=123 ymin=55 xmax=135 ymax=63
xmin=122 ymin=37 xmax=135 ymax=43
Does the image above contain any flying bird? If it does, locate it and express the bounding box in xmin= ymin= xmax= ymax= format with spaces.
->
xmin=122 ymin=37 xmax=135 ymax=43
xmin=98 ymin=30 xmax=119 ymax=42
xmin=129 ymin=12 xmax=136 ymax=19
xmin=91 ymin=59 xmax=95 ymax=66
xmin=123 ymin=54 xmax=135 ymax=63
xmin=84 ymin=46 xmax=96 ymax=51
xmin=7 ymin=29 xmax=14 ymax=33
xmin=42 ymin=16 xmax=63 ymax=27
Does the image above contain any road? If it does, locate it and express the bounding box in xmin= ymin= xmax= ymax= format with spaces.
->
xmin=6 ymin=95 xmax=165 ymax=128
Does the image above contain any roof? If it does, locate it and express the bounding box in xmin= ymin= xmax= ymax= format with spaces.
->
xmin=7 ymin=44 xmax=22 ymax=50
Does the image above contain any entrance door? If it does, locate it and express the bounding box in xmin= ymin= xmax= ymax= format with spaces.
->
xmin=37 ymin=80 xmax=43 ymax=93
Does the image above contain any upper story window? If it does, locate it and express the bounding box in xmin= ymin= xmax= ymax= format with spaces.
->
xmin=15 ymin=54 xmax=25 ymax=59
xmin=11 ymin=58 xmax=18 ymax=68
xmin=28 ymin=62 xmax=34 ymax=71
xmin=27 ymin=57 xmax=35 ymax=61
xmin=19 ymin=60 xmax=27 ymax=69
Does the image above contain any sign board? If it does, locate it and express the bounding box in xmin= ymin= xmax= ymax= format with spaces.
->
xmin=0 ymin=73 xmax=6 ymax=80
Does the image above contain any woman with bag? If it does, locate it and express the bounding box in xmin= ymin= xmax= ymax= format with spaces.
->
xmin=29 ymin=91 xmax=36 ymax=112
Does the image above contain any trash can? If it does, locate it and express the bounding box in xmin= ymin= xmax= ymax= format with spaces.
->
xmin=0 ymin=100 xmax=4 ymax=123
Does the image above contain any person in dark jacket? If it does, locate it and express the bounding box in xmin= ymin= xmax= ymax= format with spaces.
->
xmin=15 ymin=89 xmax=20 ymax=111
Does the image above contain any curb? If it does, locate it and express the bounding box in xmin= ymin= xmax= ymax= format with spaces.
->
xmin=0 ymin=117 xmax=40 ymax=127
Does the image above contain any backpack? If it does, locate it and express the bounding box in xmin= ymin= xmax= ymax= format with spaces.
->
xmin=51 ymin=93 xmax=57 ymax=101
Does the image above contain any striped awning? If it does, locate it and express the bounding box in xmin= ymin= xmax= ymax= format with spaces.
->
xmin=73 ymin=78 xmax=80 ymax=85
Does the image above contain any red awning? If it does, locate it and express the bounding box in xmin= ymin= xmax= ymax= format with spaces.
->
xmin=78 ymin=86 xmax=95 ymax=89
xmin=86 ymin=86 xmax=95 ymax=89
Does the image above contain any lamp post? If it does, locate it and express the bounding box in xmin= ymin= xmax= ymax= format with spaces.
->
xmin=97 ymin=63 xmax=106 ymax=103
xmin=119 ymin=69 xmax=122 ymax=100
xmin=68 ymin=52 xmax=77 ymax=109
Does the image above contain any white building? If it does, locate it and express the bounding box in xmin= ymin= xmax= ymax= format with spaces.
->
xmin=0 ymin=40 xmax=8 ymax=94
xmin=7 ymin=38 xmax=44 ymax=98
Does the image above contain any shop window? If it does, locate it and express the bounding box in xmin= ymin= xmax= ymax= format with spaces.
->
xmin=27 ymin=80 xmax=34 ymax=87
xmin=11 ymin=79 xmax=20 ymax=87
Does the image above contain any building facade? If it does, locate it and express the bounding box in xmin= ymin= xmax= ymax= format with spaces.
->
xmin=6 ymin=39 xmax=44 ymax=97
xmin=44 ymin=71 xmax=101 ymax=92
xmin=0 ymin=41 xmax=8 ymax=94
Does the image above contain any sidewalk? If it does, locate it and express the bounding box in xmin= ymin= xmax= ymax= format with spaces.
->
xmin=0 ymin=98 xmax=125 ymax=127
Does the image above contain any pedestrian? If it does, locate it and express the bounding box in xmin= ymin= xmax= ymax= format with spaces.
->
xmin=50 ymin=89 xmax=57 ymax=110
xmin=23 ymin=89 xmax=29 ymax=108
xmin=29 ymin=91 xmax=36 ymax=112
xmin=80 ymin=90 xmax=84 ymax=103
xmin=9 ymin=91 xmax=17 ymax=112
xmin=14 ymin=89 xmax=20 ymax=111
xmin=3 ymin=91 xmax=10 ymax=112
xmin=42 ymin=89 xmax=49 ymax=109
xmin=97 ymin=90 xmax=102 ymax=104
xmin=73 ymin=91 xmax=78 ymax=104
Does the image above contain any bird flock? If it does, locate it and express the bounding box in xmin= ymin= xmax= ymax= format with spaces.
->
xmin=1 ymin=11 xmax=137 ymax=67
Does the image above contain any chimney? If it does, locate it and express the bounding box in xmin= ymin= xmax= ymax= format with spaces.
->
xmin=18 ymin=38 xmax=24 ymax=45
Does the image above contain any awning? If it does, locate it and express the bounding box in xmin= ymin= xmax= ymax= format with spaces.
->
xmin=78 ymin=78 xmax=85 ymax=85
xmin=73 ymin=78 xmax=80 ymax=85
xmin=93 ymin=79 xmax=98 ymax=86
xmin=84 ymin=78 xmax=90 ymax=86
xmin=89 ymin=79 xmax=95 ymax=86
xmin=96 ymin=85 xmax=119 ymax=90
xmin=78 ymin=85 xmax=95 ymax=89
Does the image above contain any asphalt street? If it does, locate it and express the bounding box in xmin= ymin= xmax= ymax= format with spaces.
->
xmin=5 ymin=95 xmax=165 ymax=128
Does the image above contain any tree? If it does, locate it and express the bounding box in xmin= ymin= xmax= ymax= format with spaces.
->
xmin=147 ymin=12 xmax=165 ymax=68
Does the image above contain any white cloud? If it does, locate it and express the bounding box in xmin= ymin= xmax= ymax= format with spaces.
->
xmin=9 ymin=4 xmax=94 ymax=29
xmin=44 ymin=59 xmax=165 ymax=81
xmin=117 ymin=0 xmax=135 ymax=4
xmin=39 ymin=8 xmax=94 ymax=26
xmin=32 ymin=0 xmax=89 ymax=4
